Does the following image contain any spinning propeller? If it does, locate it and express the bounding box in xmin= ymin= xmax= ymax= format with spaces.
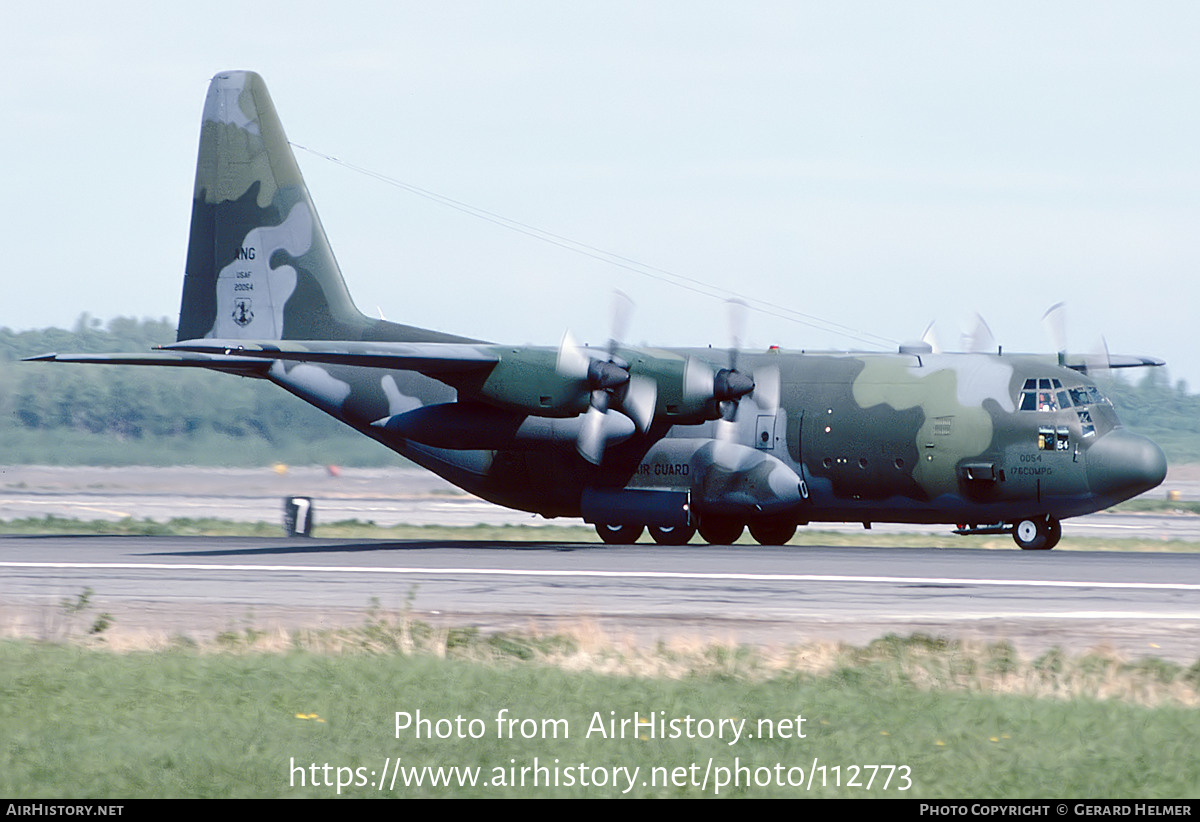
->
xmin=1041 ymin=301 xmax=1114 ymax=374
xmin=558 ymin=295 xmax=785 ymax=464
xmin=930 ymin=302 xmax=1158 ymax=372
xmin=709 ymin=300 xmax=780 ymax=448
xmin=556 ymin=291 xmax=657 ymax=464
xmin=961 ymin=313 xmax=998 ymax=354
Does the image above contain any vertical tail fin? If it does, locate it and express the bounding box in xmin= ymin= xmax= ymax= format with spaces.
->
xmin=178 ymin=71 xmax=375 ymax=342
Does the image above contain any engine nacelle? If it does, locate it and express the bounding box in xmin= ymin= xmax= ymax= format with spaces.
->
xmin=376 ymin=402 xmax=635 ymax=451
xmin=467 ymin=348 xmax=591 ymax=417
xmin=456 ymin=347 xmax=733 ymax=426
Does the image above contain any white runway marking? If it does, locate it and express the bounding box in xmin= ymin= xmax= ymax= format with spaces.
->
xmin=898 ymin=611 xmax=1200 ymax=621
xmin=3 ymin=561 xmax=1199 ymax=591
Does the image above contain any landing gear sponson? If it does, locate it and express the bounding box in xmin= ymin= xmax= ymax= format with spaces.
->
xmin=594 ymin=518 xmax=798 ymax=546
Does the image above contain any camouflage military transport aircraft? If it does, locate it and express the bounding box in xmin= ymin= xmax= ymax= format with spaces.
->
xmin=31 ymin=71 xmax=1169 ymax=550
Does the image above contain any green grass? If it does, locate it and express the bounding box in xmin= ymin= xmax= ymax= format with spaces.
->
xmin=1112 ymin=497 xmax=1200 ymax=515
xmin=1 ymin=628 xmax=1197 ymax=799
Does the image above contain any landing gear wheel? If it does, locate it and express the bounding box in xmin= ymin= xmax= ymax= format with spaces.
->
xmin=749 ymin=520 xmax=797 ymax=546
xmin=1012 ymin=516 xmax=1060 ymax=550
xmin=595 ymin=523 xmax=643 ymax=544
xmin=648 ymin=524 xmax=696 ymax=545
xmin=1044 ymin=516 xmax=1062 ymax=549
xmin=698 ymin=518 xmax=744 ymax=545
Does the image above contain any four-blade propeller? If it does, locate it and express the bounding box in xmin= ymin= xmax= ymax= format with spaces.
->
xmin=557 ymin=291 xmax=658 ymax=464
xmin=711 ymin=299 xmax=778 ymax=446
xmin=559 ymin=294 xmax=780 ymax=464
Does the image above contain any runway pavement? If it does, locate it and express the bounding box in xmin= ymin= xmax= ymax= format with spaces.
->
xmin=3 ymin=533 xmax=1198 ymax=661
xmin=2 ymin=466 xmax=1198 ymax=661
xmin=2 ymin=464 xmax=1200 ymax=538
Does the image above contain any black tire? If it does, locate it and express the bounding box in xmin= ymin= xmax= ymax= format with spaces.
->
xmin=1043 ymin=516 xmax=1062 ymax=549
xmin=648 ymin=524 xmax=696 ymax=545
xmin=749 ymin=520 xmax=797 ymax=546
xmin=698 ymin=518 xmax=744 ymax=545
xmin=1013 ymin=516 xmax=1059 ymax=550
xmin=595 ymin=523 xmax=643 ymax=544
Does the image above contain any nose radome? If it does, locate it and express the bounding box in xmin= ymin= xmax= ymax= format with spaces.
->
xmin=1086 ymin=428 xmax=1168 ymax=500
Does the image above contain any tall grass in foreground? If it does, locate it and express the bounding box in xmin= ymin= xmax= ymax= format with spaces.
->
xmin=1 ymin=617 xmax=1197 ymax=798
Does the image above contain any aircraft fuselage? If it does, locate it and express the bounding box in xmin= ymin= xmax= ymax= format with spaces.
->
xmin=260 ymin=344 xmax=1166 ymax=538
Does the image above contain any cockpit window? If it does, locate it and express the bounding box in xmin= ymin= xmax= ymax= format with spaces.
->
xmin=1077 ymin=408 xmax=1095 ymax=437
xmin=1068 ymin=386 xmax=1110 ymax=408
xmin=1020 ymin=379 xmax=1111 ymax=413
xmin=1019 ymin=378 xmax=1067 ymax=412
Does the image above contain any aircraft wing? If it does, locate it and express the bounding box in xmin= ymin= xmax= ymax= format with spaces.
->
xmin=1063 ymin=354 xmax=1166 ymax=371
xmin=163 ymin=339 xmax=501 ymax=375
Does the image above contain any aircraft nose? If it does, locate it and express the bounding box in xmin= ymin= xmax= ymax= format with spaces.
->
xmin=1086 ymin=429 xmax=1167 ymax=500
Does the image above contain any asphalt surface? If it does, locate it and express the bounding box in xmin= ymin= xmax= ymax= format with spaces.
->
xmin=3 ymin=464 xmax=1200 ymax=537
xmin=2 ymin=466 xmax=1199 ymax=661
xmin=3 ymin=534 xmax=1199 ymax=661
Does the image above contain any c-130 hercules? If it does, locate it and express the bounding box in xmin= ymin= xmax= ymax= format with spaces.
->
xmin=31 ymin=70 xmax=1168 ymax=550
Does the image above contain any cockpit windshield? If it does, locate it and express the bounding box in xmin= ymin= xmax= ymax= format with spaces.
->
xmin=1018 ymin=378 xmax=1067 ymax=412
xmin=1068 ymin=385 xmax=1110 ymax=407
xmin=1017 ymin=377 xmax=1113 ymax=438
xmin=1017 ymin=378 xmax=1111 ymax=413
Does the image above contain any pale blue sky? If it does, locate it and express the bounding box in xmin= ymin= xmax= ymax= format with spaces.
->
xmin=6 ymin=2 xmax=1198 ymax=387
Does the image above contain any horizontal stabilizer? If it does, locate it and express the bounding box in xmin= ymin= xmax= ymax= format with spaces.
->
xmin=24 ymin=351 xmax=271 ymax=374
xmin=163 ymin=339 xmax=500 ymax=374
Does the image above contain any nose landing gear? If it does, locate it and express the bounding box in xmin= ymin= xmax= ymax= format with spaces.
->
xmin=953 ymin=517 xmax=1063 ymax=549
xmin=1012 ymin=516 xmax=1061 ymax=550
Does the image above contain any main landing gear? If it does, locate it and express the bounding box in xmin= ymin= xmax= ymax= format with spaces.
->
xmin=594 ymin=518 xmax=797 ymax=546
xmin=697 ymin=517 xmax=743 ymax=546
xmin=594 ymin=523 xmax=697 ymax=545
xmin=594 ymin=523 xmax=644 ymax=544
xmin=647 ymin=524 xmax=695 ymax=545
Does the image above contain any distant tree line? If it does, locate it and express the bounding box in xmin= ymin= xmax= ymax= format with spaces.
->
xmin=0 ymin=316 xmax=390 ymax=466
xmin=1099 ymin=369 xmax=1200 ymax=463
xmin=1 ymin=316 xmax=1197 ymax=465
